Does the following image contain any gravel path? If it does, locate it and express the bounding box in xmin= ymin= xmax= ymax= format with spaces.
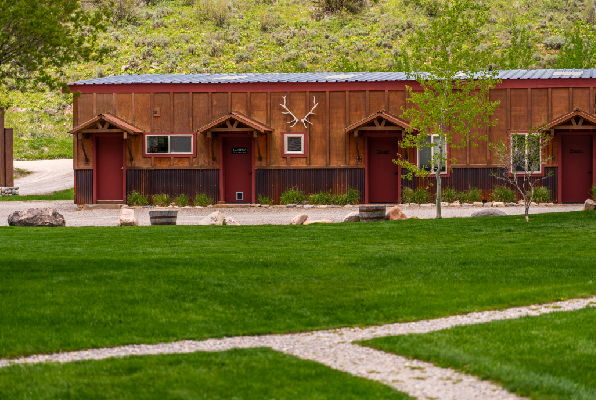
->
xmin=13 ymin=159 xmax=74 ymax=195
xmin=2 ymin=297 xmax=594 ymax=399
xmin=0 ymin=201 xmax=584 ymax=226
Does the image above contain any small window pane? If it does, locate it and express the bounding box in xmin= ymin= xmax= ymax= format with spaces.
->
xmin=419 ymin=145 xmax=432 ymax=172
xmin=287 ymin=136 xmax=303 ymax=153
xmin=147 ymin=136 xmax=168 ymax=154
xmin=170 ymin=136 xmax=193 ymax=153
xmin=432 ymin=137 xmax=447 ymax=173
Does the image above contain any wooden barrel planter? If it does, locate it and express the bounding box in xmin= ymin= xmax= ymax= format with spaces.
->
xmin=359 ymin=205 xmax=386 ymax=222
xmin=149 ymin=210 xmax=178 ymax=225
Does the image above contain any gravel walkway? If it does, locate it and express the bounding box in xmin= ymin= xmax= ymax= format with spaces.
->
xmin=13 ymin=159 xmax=74 ymax=195
xmin=2 ymin=297 xmax=594 ymax=400
xmin=0 ymin=201 xmax=584 ymax=226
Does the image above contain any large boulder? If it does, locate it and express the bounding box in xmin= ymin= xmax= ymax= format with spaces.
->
xmin=385 ymin=206 xmax=407 ymax=221
xmin=199 ymin=211 xmax=224 ymax=226
xmin=291 ymin=214 xmax=308 ymax=225
xmin=8 ymin=208 xmax=65 ymax=227
xmin=584 ymin=199 xmax=596 ymax=211
xmin=224 ymin=216 xmax=240 ymax=225
xmin=343 ymin=211 xmax=360 ymax=223
xmin=119 ymin=208 xmax=138 ymax=227
xmin=471 ymin=209 xmax=507 ymax=217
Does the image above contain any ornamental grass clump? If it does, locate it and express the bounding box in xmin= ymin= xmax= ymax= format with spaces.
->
xmin=126 ymin=190 xmax=149 ymax=206
xmin=441 ymin=187 xmax=458 ymax=203
xmin=491 ymin=185 xmax=516 ymax=203
xmin=257 ymin=194 xmax=273 ymax=205
xmin=533 ymin=186 xmax=551 ymax=203
xmin=308 ymin=191 xmax=333 ymax=205
xmin=458 ymin=188 xmax=482 ymax=203
xmin=280 ymin=188 xmax=306 ymax=205
xmin=152 ymin=193 xmax=171 ymax=207
xmin=592 ymin=185 xmax=596 ymax=200
xmin=194 ymin=193 xmax=214 ymax=207
xmin=174 ymin=193 xmax=189 ymax=207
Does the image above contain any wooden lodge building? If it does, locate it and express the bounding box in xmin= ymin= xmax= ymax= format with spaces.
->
xmin=68 ymin=70 xmax=596 ymax=205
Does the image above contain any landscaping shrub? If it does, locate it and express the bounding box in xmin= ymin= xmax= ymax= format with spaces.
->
xmin=345 ymin=188 xmax=360 ymax=205
xmin=309 ymin=191 xmax=333 ymax=205
xmin=412 ymin=188 xmax=431 ymax=204
xmin=533 ymin=186 xmax=551 ymax=203
xmin=592 ymin=185 xmax=596 ymax=200
xmin=441 ymin=187 xmax=458 ymax=203
xmin=401 ymin=187 xmax=414 ymax=204
xmin=279 ymin=188 xmax=306 ymax=205
xmin=257 ymin=194 xmax=273 ymax=205
xmin=195 ymin=193 xmax=214 ymax=207
xmin=152 ymin=193 xmax=171 ymax=207
xmin=491 ymin=185 xmax=516 ymax=203
xmin=127 ymin=190 xmax=149 ymax=206
xmin=458 ymin=188 xmax=482 ymax=203
xmin=174 ymin=193 xmax=189 ymax=207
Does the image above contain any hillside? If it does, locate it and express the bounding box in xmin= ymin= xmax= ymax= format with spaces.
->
xmin=5 ymin=0 xmax=594 ymax=160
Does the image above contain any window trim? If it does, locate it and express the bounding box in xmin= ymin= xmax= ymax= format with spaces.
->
xmin=143 ymin=133 xmax=197 ymax=158
xmin=282 ymin=132 xmax=308 ymax=158
xmin=508 ymin=131 xmax=546 ymax=177
xmin=416 ymin=134 xmax=449 ymax=176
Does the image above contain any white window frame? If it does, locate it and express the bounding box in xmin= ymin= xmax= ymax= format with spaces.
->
xmin=417 ymin=134 xmax=448 ymax=174
xmin=510 ymin=132 xmax=542 ymax=175
xmin=145 ymin=134 xmax=194 ymax=155
xmin=283 ymin=133 xmax=306 ymax=155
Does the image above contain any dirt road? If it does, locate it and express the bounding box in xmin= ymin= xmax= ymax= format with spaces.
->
xmin=13 ymin=159 xmax=73 ymax=195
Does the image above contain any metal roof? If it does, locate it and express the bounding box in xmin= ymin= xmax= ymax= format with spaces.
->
xmin=68 ymin=69 xmax=596 ymax=86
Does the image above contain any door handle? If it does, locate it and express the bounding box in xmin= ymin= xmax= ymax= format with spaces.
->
xmin=394 ymin=172 xmax=399 ymax=175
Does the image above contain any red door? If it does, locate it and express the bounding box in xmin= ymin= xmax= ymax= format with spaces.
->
xmin=561 ymin=135 xmax=593 ymax=203
xmin=95 ymin=134 xmax=124 ymax=203
xmin=222 ymin=137 xmax=252 ymax=203
xmin=368 ymin=136 xmax=400 ymax=203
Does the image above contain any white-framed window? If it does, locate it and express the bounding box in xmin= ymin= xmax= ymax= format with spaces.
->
xmin=145 ymin=134 xmax=194 ymax=155
xmin=510 ymin=132 xmax=542 ymax=174
xmin=417 ymin=134 xmax=447 ymax=174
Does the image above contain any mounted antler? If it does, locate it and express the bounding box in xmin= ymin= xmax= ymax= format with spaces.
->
xmin=301 ymin=96 xmax=318 ymax=128
xmin=280 ymin=96 xmax=299 ymax=127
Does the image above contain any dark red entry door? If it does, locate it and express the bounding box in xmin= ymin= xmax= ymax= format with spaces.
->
xmin=95 ymin=135 xmax=124 ymax=203
xmin=223 ymin=137 xmax=252 ymax=203
xmin=368 ymin=136 xmax=400 ymax=203
xmin=561 ymin=135 xmax=593 ymax=203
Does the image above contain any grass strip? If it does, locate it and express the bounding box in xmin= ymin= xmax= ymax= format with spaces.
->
xmin=0 ymin=211 xmax=595 ymax=359
xmin=0 ymin=348 xmax=410 ymax=399
xmin=0 ymin=188 xmax=74 ymax=201
xmin=360 ymin=307 xmax=596 ymax=399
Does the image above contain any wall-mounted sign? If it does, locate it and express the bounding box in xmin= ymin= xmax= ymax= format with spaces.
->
xmin=282 ymin=132 xmax=307 ymax=158
xmin=232 ymin=147 xmax=247 ymax=154
xmin=377 ymin=150 xmax=390 ymax=154
xmin=570 ymin=149 xmax=584 ymax=154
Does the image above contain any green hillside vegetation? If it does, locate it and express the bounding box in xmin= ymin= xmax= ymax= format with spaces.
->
xmin=4 ymin=0 xmax=596 ymax=159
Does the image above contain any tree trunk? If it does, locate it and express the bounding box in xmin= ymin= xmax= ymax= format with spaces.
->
xmin=436 ymin=165 xmax=442 ymax=219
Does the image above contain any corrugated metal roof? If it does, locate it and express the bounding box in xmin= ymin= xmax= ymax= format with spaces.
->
xmin=68 ymin=69 xmax=596 ymax=86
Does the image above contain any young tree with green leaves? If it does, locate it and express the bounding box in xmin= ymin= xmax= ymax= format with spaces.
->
xmin=0 ymin=0 xmax=108 ymax=98
xmin=393 ymin=0 xmax=501 ymax=219
xmin=556 ymin=21 xmax=596 ymax=69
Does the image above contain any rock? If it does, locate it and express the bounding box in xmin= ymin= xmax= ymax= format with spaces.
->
xmin=344 ymin=204 xmax=354 ymax=208
xmin=545 ymin=202 xmax=555 ymax=207
xmin=304 ymin=205 xmax=314 ymax=209
xmin=420 ymin=203 xmax=433 ymax=208
xmin=224 ymin=216 xmax=240 ymax=225
xmin=343 ymin=211 xmax=360 ymax=223
xmin=584 ymin=199 xmax=596 ymax=211
xmin=506 ymin=202 xmax=517 ymax=207
xmin=450 ymin=201 xmax=461 ymax=208
xmin=493 ymin=202 xmax=505 ymax=207
xmin=409 ymin=216 xmax=421 ymax=219
xmin=121 ymin=64 xmax=130 ymax=72
xmin=119 ymin=208 xmax=138 ymax=226
xmin=8 ymin=208 xmax=66 ymax=227
xmin=462 ymin=203 xmax=473 ymax=207
xmin=303 ymin=219 xmax=333 ymax=225
xmin=471 ymin=209 xmax=507 ymax=217
xmin=261 ymin=204 xmax=270 ymax=208
xmin=286 ymin=204 xmax=297 ymax=208
xmin=317 ymin=205 xmax=328 ymax=208
xmin=251 ymin=204 xmax=261 ymax=207
xmin=473 ymin=202 xmax=484 ymax=207
xmin=385 ymin=206 xmax=407 ymax=221
xmin=441 ymin=202 xmax=449 ymax=207
xmin=199 ymin=211 xmax=224 ymax=226
xmin=329 ymin=205 xmax=341 ymax=208
xmin=207 ymin=205 xmax=214 ymax=208
xmin=484 ymin=202 xmax=493 ymax=207
xmin=291 ymin=214 xmax=308 ymax=225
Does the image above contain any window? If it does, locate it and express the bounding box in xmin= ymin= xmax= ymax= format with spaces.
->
xmin=511 ymin=132 xmax=542 ymax=174
xmin=282 ymin=132 xmax=308 ymax=157
xmin=417 ymin=135 xmax=447 ymax=174
xmin=145 ymin=134 xmax=194 ymax=156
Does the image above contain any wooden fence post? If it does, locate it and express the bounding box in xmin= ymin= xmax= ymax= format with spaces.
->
xmin=0 ymin=108 xmax=5 ymax=187
xmin=5 ymin=128 xmax=13 ymax=187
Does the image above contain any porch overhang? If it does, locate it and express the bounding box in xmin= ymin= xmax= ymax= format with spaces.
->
xmin=196 ymin=112 xmax=273 ymax=138
xmin=544 ymin=108 xmax=596 ymax=130
xmin=69 ymin=114 xmax=143 ymax=137
xmin=345 ymin=110 xmax=413 ymax=136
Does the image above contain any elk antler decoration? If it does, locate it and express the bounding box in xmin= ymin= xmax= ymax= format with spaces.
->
xmin=280 ymin=96 xmax=318 ymax=128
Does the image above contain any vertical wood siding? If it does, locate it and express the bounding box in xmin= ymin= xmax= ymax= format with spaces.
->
xmin=74 ymin=170 xmax=93 ymax=204
xmin=255 ymin=168 xmax=364 ymax=203
xmin=402 ymin=167 xmax=558 ymax=202
xmin=126 ymin=169 xmax=219 ymax=202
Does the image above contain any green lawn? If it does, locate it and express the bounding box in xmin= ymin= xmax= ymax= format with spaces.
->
xmin=360 ymin=307 xmax=596 ymax=399
xmin=0 ymin=348 xmax=409 ymax=399
xmin=0 ymin=212 xmax=595 ymax=359
xmin=0 ymin=188 xmax=74 ymax=201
